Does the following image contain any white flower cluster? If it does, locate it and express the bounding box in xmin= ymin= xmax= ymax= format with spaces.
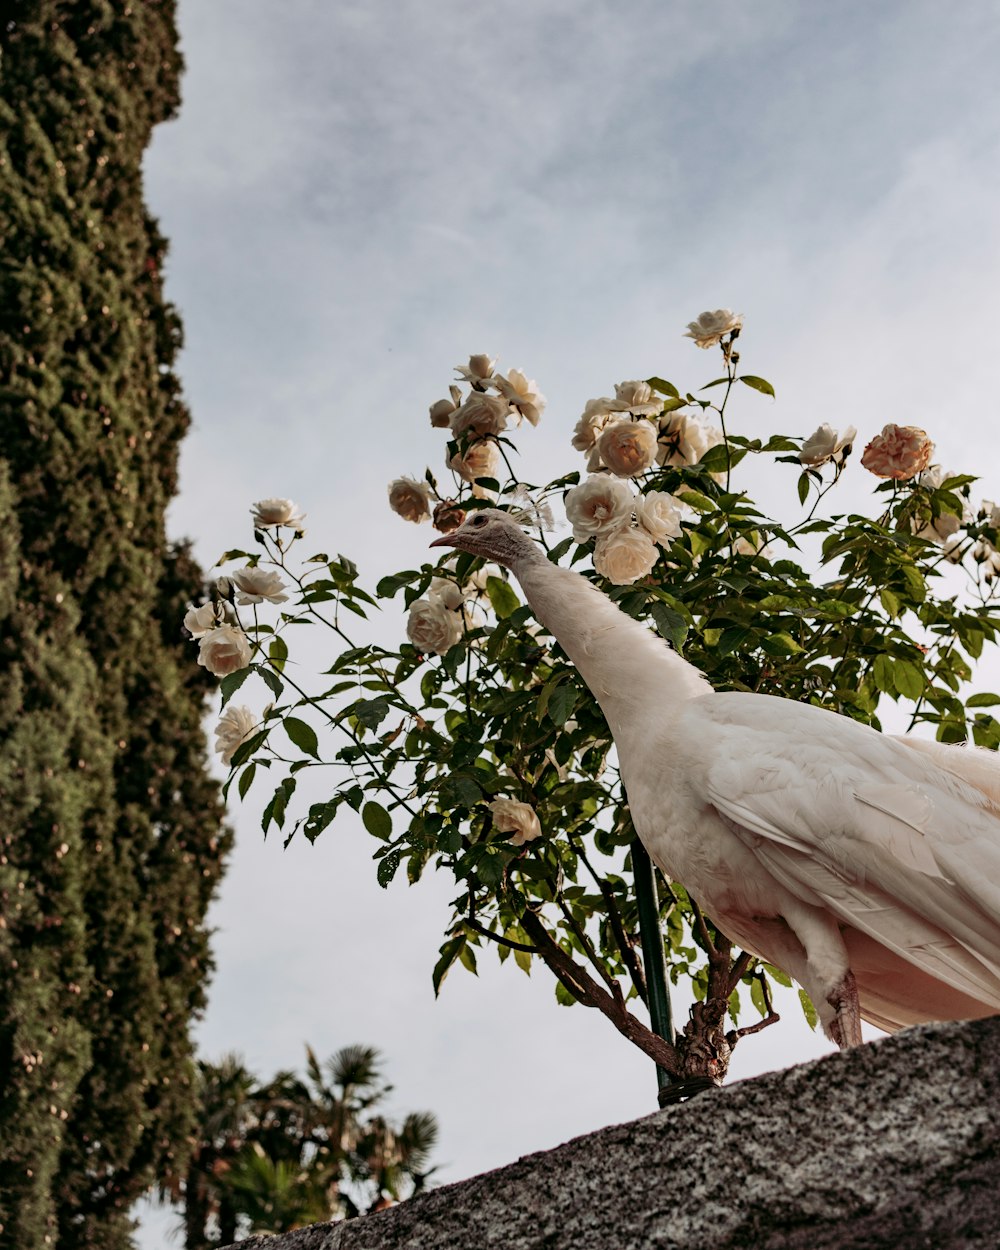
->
xmin=571 ymin=382 xmax=724 ymax=479
xmin=183 ymin=497 xmax=304 ymax=765
xmin=564 ymin=476 xmax=688 ymax=586
xmin=388 ymin=355 xmax=545 ymax=532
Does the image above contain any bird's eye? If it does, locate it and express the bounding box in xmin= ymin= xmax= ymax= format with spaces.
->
xmin=471 ymin=514 xmax=488 ymax=527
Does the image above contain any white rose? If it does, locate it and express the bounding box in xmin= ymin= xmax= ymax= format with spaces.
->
xmin=657 ymin=413 xmax=722 ymax=468
xmin=450 ymin=393 xmax=511 ymax=437
xmin=597 ymin=419 xmax=659 ymax=477
xmin=183 ymin=602 xmax=220 ymax=638
xmin=251 ymin=498 xmax=306 ymax=529
xmin=635 ymin=491 xmax=686 ymax=547
xmin=197 ymin=625 xmax=252 ymax=677
xmin=571 ymin=399 xmax=613 ymax=452
xmin=429 ymin=398 xmax=458 ymax=428
xmin=406 ymin=597 xmax=463 ymax=655
xmin=980 ymin=499 xmax=1000 ymax=528
xmin=564 ymin=475 xmax=635 ymax=542
xmin=799 ymin=423 xmax=857 ymax=467
xmin=683 ymin=309 xmax=743 ymax=348
xmin=489 ymin=798 xmax=542 ymax=847
xmin=429 ymin=577 xmax=466 ymax=611
xmin=610 ymin=380 xmax=664 ymax=417
xmin=973 ymin=538 xmax=1000 ymax=582
xmin=449 ymin=439 xmax=499 ymax=497
xmin=593 ymin=526 xmax=659 ymax=585
xmin=454 ymin=353 xmax=498 ymax=384
xmin=494 ymin=369 xmax=545 ymax=426
xmin=388 ymin=476 xmax=434 ymax=523
xmin=733 ymin=534 xmax=775 ymax=559
xmin=231 ymin=567 xmax=290 ymax=605
xmin=214 ymin=704 xmax=259 ymax=766
xmin=913 ymin=468 xmax=966 ymax=545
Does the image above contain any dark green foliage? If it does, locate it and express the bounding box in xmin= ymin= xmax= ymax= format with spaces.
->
xmin=171 ymin=1047 xmax=439 ymax=1247
xmin=0 ymin=5 xmax=229 ymax=1245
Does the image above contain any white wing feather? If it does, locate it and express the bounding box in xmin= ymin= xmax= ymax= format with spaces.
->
xmin=688 ymin=693 xmax=1000 ymax=1008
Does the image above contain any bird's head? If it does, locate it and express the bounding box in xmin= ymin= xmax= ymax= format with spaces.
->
xmin=429 ymin=508 xmax=540 ymax=568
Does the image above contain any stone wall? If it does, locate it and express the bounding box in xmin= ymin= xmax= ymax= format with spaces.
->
xmin=225 ymin=1017 xmax=1000 ymax=1249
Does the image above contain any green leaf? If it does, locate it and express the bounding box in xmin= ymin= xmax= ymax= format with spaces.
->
xmin=880 ymin=588 xmax=901 ymax=619
xmin=650 ymin=602 xmax=688 ymax=649
xmin=376 ymin=573 xmax=409 ymax=599
xmin=798 ymin=988 xmax=819 ymax=1031
xmin=259 ymin=666 xmax=284 ymax=699
xmin=354 ymin=698 xmax=390 ymax=729
xmin=362 ymin=801 xmax=393 ymax=840
xmin=237 ymin=763 xmax=257 ymax=800
xmin=548 ymin=683 xmax=578 ymax=728
xmin=647 ymin=376 xmax=680 ymax=399
xmin=432 ymin=936 xmax=465 ymax=996
xmin=284 ymin=716 xmax=319 ymax=758
xmin=269 ymin=634 xmax=288 ymax=673
xmin=554 ymin=980 xmax=577 ymax=1006
xmin=750 ymin=975 xmax=767 ymax=1017
xmin=376 ymin=848 xmax=401 ymax=887
xmin=219 ymin=666 xmax=252 ymax=706
xmin=485 ymin=575 xmax=521 ymax=619
xmin=967 ymin=692 xmax=1000 ymax=708
xmin=797 ymin=473 xmax=810 ymax=507
xmin=893 ymin=659 xmax=924 ymax=700
xmin=739 ymin=374 xmax=775 ymax=397
xmin=872 ymin=653 xmax=895 ymax=694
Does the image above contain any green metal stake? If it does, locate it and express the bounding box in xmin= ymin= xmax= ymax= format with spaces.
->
xmin=631 ymin=838 xmax=676 ymax=1104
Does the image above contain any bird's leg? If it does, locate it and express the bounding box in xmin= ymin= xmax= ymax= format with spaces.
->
xmin=826 ymin=970 xmax=862 ymax=1049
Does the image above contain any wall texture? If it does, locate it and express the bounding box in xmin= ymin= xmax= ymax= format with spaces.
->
xmin=226 ymin=1017 xmax=1000 ymax=1249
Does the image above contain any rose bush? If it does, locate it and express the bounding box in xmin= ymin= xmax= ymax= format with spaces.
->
xmin=188 ymin=315 xmax=1000 ymax=1089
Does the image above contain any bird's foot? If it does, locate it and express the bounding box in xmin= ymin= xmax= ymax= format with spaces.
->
xmin=826 ymin=971 xmax=862 ymax=1049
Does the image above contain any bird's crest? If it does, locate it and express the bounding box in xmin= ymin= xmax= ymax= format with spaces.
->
xmin=504 ymin=485 xmax=557 ymax=533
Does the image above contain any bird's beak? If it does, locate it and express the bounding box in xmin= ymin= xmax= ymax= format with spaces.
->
xmin=429 ymin=533 xmax=458 ymax=548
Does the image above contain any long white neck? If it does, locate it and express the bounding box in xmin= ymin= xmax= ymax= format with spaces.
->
xmin=510 ymin=550 xmax=712 ymax=754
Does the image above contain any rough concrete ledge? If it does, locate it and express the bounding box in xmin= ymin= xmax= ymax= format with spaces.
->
xmin=225 ymin=1017 xmax=1000 ymax=1249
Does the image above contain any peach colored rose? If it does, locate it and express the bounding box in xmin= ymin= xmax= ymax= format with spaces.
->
xmin=597 ymin=419 xmax=658 ymax=477
xmin=388 ymin=476 xmax=433 ymax=523
xmin=432 ymin=499 xmax=466 ymax=533
xmin=861 ymin=424 xmax=935 ymax=480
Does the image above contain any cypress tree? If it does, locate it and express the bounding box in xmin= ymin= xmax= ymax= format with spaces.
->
xmin=0 ymin=4 xmax=230 ymax=1245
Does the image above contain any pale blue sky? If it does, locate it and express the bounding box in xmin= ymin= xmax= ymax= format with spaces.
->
xmin=138 ymin=2 xmax=1000 ymax=1242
